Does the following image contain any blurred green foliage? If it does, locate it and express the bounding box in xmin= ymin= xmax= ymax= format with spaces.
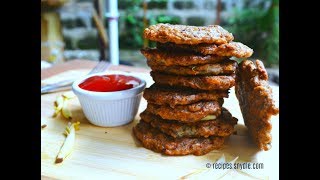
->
xmin=187 ymin=17 xmax=205 ymax=26
xmin=118 ymin=0 xmax=279 ymax=67
xmin=155 ymin=15 xmax=181 ymax=24
xmin=148 ymin=0 xmax=167 ymax=9
xmin=173 ymin=1 xmax=194 ymax=9
xmin=119 ymin=0 xmax=180 ymax=49
xmin=225 ymin=0 xmax=279 ymax=67
xmin=119 ymin=0 xmax=144 ymax=49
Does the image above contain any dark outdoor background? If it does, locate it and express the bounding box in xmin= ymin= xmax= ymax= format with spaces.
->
xmin=41 ymin=0 xmax=278 ymax=82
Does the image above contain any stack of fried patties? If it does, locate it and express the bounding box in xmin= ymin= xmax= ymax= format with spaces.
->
xmin=133 ymin=23 xmax=253 ymax=156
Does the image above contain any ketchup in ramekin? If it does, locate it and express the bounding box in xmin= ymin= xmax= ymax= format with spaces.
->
xmin=79 ymin=74 xmax=141 ymax=92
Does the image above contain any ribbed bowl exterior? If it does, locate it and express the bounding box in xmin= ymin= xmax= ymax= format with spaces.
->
xmin=77 ymin=93 xmax=143 ymax=127
xmin=72 ymin=72 xmax=146 ymax=127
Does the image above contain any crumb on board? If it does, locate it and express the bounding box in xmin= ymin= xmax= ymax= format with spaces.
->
xmin=42 ymin=124 xmax=47 ymax=129
xmin=55 ymin=158 xmax=63 ymax=164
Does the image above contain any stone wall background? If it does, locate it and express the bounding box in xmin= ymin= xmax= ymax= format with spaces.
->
xmin=52 ymin=0 xmax=278 ymax=84
xmin=59 ymin=0 xmax=270 ymax=61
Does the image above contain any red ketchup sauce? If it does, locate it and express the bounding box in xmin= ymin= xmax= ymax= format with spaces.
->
xmin=79 ymin=74 xmax=141 ymax=92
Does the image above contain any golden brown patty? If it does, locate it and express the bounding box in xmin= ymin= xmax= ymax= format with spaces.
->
xmin=133 ymin=121 xmax=225 ymax=156
xmin=146 ymin=101 xmax=222 ymax=122
xmin=143 ymin=84 xmax=228 ymax=107
xmin=151 ymin=71 xmax=236 ymax=91
xmin=157 ymin=42 xmax=253 ymax=58
xmin=148 ymin=59 xmax=237 ymax=76
xmin=235 ymin=60 xmax=279 ymax=151
xmin=141 ymin=48 xmax=227 ymax=67
xmin=143 ymin=23 xmax=234 ymax=45
xmin=140 ymin=108 xmax=237 ymax=138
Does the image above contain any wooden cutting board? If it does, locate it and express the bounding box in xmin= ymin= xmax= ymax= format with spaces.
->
xmin=41 ymin=69 xmax=279 ymax=179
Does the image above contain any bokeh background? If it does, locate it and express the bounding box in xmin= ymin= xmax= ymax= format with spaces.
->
xmin=41 ymin=0 xmax=278 ymax=82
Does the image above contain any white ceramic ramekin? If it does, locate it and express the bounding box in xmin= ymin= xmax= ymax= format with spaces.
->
xmin=72 ymin=72 xmax=146 ymax=127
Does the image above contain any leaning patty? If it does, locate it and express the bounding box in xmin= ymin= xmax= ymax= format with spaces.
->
xmin=141 ymin=48 xmax=227 ymax=67
xmin=140 ymin=108 xmax=237 ymax=138
xmin=133 ymin=121 xmax=225 ymax=156
xmin=146 ymin=101 xmax=222 ymax=122
xmin=151 ymin=71 xmax=236 ymax=90
xmin=143 ymin=84 xmax=228 ymax=107
xmin=235 ymin=60 xmax=279 ymax=151
xmin=147 ymin=59 xmax=237 ymax=76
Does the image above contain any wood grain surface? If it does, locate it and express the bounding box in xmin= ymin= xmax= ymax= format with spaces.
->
xmin=41 ymin=68 xmax=279 ymax=179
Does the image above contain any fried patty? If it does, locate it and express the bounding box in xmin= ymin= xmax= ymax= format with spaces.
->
xmin=146 ymin=101 xmax=222 ymax=122
xmin=140 ymin=108 xmax=237 ymax=138
xmin=151 ymin=71 xmax=236 ymax=91
xmin=148 ymin=59 xmax=237 ymax=76
xmin=235 ymin=60 xmax=279 ymax=151
xmin=157 ymin=42 xmax=253 ymax=58
xmin=141 ymin=48 xmax=227 ymax=67
xmin=133 ymin=121 xmax=225 ymax=156
xmin=143 ymin=23 xmax=234 ymax=45
xmin=143 ymin=84 xmax=228 ymax=107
